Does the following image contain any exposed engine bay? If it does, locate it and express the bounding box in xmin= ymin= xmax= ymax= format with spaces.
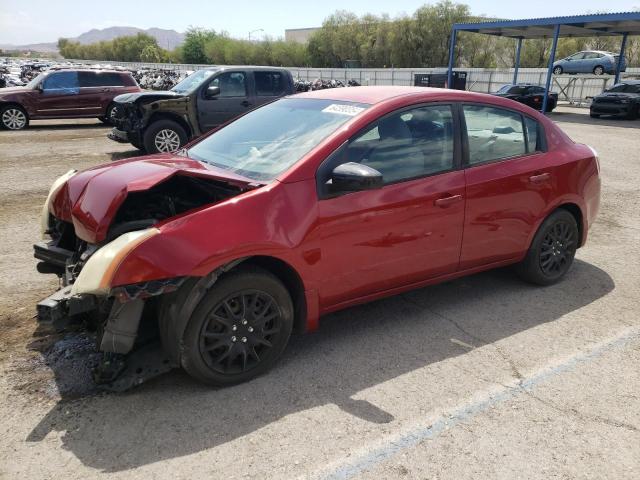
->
xmin=33 ymin=173 xmax=246 ymax=390
xmin=108 ymin=174 xmax=241 ymax=240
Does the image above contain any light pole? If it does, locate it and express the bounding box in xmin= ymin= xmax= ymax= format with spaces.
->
xmin=248 ymin=29 xmax=264 ymax=41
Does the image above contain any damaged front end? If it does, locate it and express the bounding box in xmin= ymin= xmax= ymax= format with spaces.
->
xmin=34 ymin=165 xmax=249 ymax=389
xmin=109 ymin=91 xmax=193 ymax=147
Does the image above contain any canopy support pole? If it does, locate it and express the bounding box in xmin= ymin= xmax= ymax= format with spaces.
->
xmin=447 ymin=28 xmax=457 ymax=89
xmin=615 ymin=33 xmax=628 ymax=85
xmin=513 ymin=38 xmax=523 ymax=84
xmin=542 ymin=24 xmax=560 ymax=114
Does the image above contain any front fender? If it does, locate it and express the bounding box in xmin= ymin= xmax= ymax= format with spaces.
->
xmin=109 ymin=179 xmax=321 ymax=291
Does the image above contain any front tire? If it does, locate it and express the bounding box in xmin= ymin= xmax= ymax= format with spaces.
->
xmin=181 ymin=267 xmax=294 ymax=386
xmin=516 ymin=209 xmax=579 ymax=286
xmin=99 ymin=103 xmax=119 ymax=125
xmin=0 ymin=105 xmax=29 ymax=130
xmin=143 ymin=119 xmax=187 ymax=154
xmin=553 ymin=66 xmax=563 ymax=75
xmin=590 ymin=111 xmax=600 ymax=118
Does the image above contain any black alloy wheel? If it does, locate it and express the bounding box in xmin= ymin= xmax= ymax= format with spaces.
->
xmin=180 ymin=267 xmax=294 ymax=386
xmin=200 ymin=290 xmax=284 ymax=375
xmin=538 ymin=220 xmax=576 ymax=277
xmin=516 ymin=209 xmax=579 ymax=285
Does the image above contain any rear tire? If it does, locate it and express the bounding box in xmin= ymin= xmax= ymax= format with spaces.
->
xmin=516 ymin=209 xmax=579 ymax=286
xmin=143 ymin=119 xmax=187 ymax=154
xmin=590 ymin=112 xmax=600 ymax=118
xmin=626 ymin=105 xmax=638 ymax=120
xmin=180 ymin=267 xmax=294 ymax=386
xmin=593 ymin=66 xmax=605 ymax=76
xmin=0 ymin=105 xmax=29 ymax=130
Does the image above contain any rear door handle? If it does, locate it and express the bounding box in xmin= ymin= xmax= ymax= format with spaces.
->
xmin=241 ymin=100 xmax=252 ymax=107
xmin=529 ymin=172 xmax=551 ymax=184
xmin=434 ymin=194 xmax=463 ymax=207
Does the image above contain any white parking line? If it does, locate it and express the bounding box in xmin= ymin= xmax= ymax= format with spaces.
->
xmin=315 ymin=326 xmax=640 ymax=480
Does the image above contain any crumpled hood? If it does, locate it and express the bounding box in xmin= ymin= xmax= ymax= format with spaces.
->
xmin=50 ymin=154 xmax=253 ymax=244
xmin=114 ymin=90 xmax=185 ymax=104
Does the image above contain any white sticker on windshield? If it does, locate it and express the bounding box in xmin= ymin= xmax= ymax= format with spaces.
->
xmin=322 ymin=104 xmax=365 ymax=116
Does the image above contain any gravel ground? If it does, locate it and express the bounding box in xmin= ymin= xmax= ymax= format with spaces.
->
xmin=0 ymin=109 xmax=638 ymax=479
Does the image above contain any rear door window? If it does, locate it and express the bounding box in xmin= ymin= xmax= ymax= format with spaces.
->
xmin=254 ymin=71 xmax=286 ymax=96
xmin=42 ymin=71 xmax=79 ymax=94
xmin=463 ymin=105 xmax=526 ymax=164
xmin=79 ymin=72 xmax=126 ymax=87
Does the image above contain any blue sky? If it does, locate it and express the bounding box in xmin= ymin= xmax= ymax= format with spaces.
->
xmin=1 ymin=0 xmax=638 ymax=44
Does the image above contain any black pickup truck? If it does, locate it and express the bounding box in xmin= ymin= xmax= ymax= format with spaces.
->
xmin=109 ymin=66 xmax=295 ymax=153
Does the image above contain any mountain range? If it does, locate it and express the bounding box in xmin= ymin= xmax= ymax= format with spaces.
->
xmin=0 ymin=27 xmax=185 ymax=53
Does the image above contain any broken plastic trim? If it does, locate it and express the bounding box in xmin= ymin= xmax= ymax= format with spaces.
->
xmin=111 ymin=277 xmax=187 ymax=303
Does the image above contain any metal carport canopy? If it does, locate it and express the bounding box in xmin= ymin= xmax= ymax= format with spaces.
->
xmin=446 ymin=12 xmax=640 ymax=112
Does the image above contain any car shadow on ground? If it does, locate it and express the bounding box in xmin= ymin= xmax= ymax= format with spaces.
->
xmin=550 ymin=111 xmax=640 ymax=128
xmin=25 ymin=259 xmax=614 ymax=472
xmin=24 ymin=122 xmax=109 ymax=131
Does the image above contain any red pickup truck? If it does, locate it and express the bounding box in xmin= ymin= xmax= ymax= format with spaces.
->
xmin=0 ymin=68 xmax=141 ymax=130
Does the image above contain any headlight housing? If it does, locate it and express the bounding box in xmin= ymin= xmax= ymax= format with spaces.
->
xmin=71 ymin=228 xmax=160 ymax=296
xmin=40 ymin=169 xmax=77 ymax=238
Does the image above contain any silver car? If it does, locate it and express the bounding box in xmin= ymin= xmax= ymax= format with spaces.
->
xmin=553 ymin=51 xmax=626 ymax=75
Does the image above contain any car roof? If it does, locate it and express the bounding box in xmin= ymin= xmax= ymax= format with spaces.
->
xmin=200 ymin=66 xmax=290 ymax=72
xmin=47 ymin=68 xmax=130 ymax=74
xmin=290 ymin=86 xmax=485 ymax=105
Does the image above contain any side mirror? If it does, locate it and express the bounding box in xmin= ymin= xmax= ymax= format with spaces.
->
xmin=206 ymin=86 xmax=220 ymax=98
xmin=330 ymin=162 xmax=383 ymax=193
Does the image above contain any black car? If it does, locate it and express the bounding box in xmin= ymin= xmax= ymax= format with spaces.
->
xmin=590 ymin=81 xmax=640 ymax=120
xmin=109 ymin=66 xmax=295 ymax=154
xmin=493 ymin=84 xmax=558 ymax=112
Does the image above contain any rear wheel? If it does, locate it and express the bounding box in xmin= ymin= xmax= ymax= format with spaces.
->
xmin=0 ymin=105 xmax=29 ymax=130
xmin=590 ymin=111 xmax=600 ymax=118
xmin=180 ymin=267 xmax=294 ymax=386
xmin=143 ymin=119 xmax=187 ymax=154
xmin=553 ymin=66 xmax=563 ymax=75
xmin=516 ymin=210 xmax=579 ymax=286
xmin=626 ymin=105 xmax=638 ymax=120
xmin=593 ymin=66 xmax=605 ymax=76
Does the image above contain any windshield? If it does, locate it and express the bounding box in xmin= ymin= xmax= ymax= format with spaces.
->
xmin=26 ymin=72 xmax=47 ymax=89
xmin=607 ymin=83 xmax=640 ymax=93
xmin=188 ymin=98 xmax=370 ymax=181
xmin=171 ymin=69 xmax=217 ymax=94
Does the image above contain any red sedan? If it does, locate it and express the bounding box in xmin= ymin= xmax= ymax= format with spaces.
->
xmin=35 ymin=86 xmax=601 ymax=387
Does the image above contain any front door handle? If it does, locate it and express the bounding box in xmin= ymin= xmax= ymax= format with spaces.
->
xmin=434 ymin=194 xmax=463 ymax=207
xmin=529 ymin=172 xmax=551 ymax=184
xmin=241 ymin=100 xmax=252 ymax=107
